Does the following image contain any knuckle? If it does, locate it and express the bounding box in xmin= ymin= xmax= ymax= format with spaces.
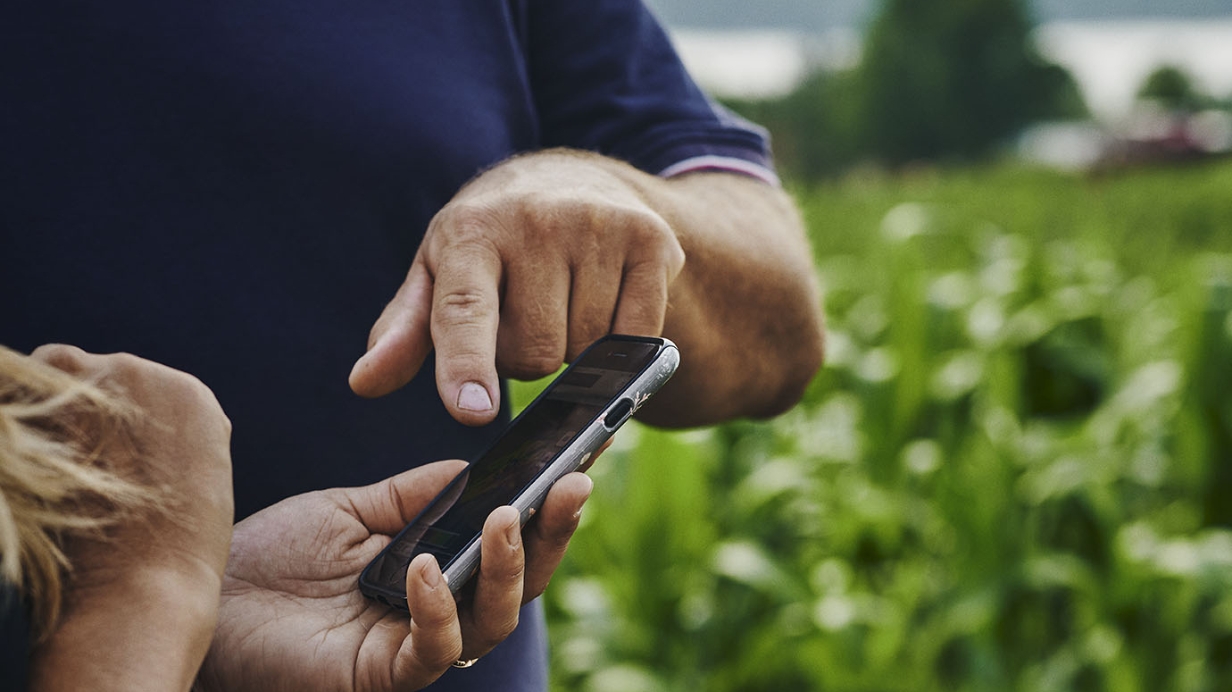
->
xmin=647 ymin=235 xmax=685 ymax=271
xmin=517 ymin=195 xmax=606 ymax=249
xmin=485 ymin=550 xmax=526 ymax=586
xmin=516 ymin=190 xmax=557 ymax=221
xmin=434 ymin=289 xmax=494 ymax=328
xmin=100 ymin=352 xmax=155 ymax=391
xmin=627 ymin=214 xmax=683 ymax=264
xmin=415 ymin=601 xmax=459 ymax=634
xmin=432 ymin=202 xmax=506 ymax=249
xmin=30 ymin=342 xmax=81 ymax=364
xmin=108 ymin=351 xmax=146 ymax=376
xmin=663 ymin=238 xmax=686 ymax=270
xmin=573 ymin=230 xmax=605 ymax=267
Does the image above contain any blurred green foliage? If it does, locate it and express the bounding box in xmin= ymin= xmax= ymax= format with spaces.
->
xmin=514 ymin=160 xmax=1232 ymax=692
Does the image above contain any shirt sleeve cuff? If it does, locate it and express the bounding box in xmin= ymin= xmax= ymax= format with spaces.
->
xmin=656 ymin=154 xmax=781 ymax=187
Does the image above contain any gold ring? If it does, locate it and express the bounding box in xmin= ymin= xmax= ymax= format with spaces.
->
xmin=452 ymin=657 xmax=480 ymax=669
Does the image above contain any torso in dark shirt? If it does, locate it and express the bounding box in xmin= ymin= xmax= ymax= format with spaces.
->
xmin=1 ymin=1 xmax=771 ymax=688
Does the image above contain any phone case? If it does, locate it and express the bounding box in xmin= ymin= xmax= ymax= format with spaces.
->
xmin=359 ymin=335 xmax=679 ymax=611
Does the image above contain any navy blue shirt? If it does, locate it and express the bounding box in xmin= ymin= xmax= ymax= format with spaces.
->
xmin=2 ymin=1 xmax=773 ymax=689
xmin=1 ymin=585 xmax=30 ymax=691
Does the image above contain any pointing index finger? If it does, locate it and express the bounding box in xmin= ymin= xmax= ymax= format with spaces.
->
xmin=429 ymin=228 xmax=503 ymax=426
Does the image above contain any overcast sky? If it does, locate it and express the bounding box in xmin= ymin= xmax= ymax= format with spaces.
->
xmin=644 ymin=0 xmax=1232 ymax=32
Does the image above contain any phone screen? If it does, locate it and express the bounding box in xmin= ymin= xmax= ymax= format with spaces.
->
xmin=363 ymin=338 xmax=662 ymax=594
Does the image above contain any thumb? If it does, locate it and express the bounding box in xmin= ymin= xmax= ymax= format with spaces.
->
xmin=340 ymin=459 xmax=469 ymax=535
xmin=350 ymin=260 xmax=434 ymax=398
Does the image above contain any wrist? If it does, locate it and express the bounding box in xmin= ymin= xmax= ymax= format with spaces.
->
xmin=31 ymin=566 xmax=221 ymax=692
xmin=479 ymin=147 xmax=663 ymax=204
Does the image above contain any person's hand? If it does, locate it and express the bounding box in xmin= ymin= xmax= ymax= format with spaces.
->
xmin=349 ymin=149 xmax=685 ymax=425
xmin=195 ymin=460 xmax=593 ymax=692
xmin=27 ymin=345 xmax=235 ymax=588
xmin=27 ymin=344 xmax=234 ymax=692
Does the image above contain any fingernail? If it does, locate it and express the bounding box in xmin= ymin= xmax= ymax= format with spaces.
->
xmin=457 ymin=382 xmax=493 ymax=412
xmin=574 ymin=477 xmax=594 ymax=520
xmin=506 ymin=514 xmax=522 ymax=550
xmin=421 ymin=555 xmax=443 ymax=589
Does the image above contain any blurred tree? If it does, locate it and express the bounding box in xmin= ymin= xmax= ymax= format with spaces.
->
xmin=1137 ymin=64 xmax=1205 ymax=112
xmin=722 ymin=0 xmax=1087 ymax=179
xmin=857 ymin=0 xmax=1084 ymax=164
xmin=724 ymin=70 xmax=863 ymax=180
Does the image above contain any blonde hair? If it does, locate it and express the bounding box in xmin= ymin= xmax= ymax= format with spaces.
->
xmin=0 ymin=345 xmax=158 ymax=640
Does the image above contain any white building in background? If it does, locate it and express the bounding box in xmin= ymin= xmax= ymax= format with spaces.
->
xmin=1034 ymin=19 xmax=1232 ymax=122
xmin=668 ymin=28 xmax=860 ymax=100
xmin=670 ymin=19 xmax=1232 ymax=170
xmin=670 ymin=19 xmax=1232 ymax=121
xmin=669 ymin=30 xmax=808 ymax=100
xmin=1025 ymin=20 xmax=1232 ymax=169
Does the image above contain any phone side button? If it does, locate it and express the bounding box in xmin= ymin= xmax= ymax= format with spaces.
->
xmin=602 ymin=398 xmax=634 ymax=430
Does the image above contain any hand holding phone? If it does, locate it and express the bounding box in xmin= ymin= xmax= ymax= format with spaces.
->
xmin=360 ymin=335 xmax=679 ymax=610
xmin=191 ymin=459 xmax=592 ymax=692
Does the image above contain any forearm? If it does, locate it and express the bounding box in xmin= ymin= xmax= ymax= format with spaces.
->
xmin=594 ymin=157 xmax=825 ymax=426
xmin=29 ymin=568 xmax=220 ymax=692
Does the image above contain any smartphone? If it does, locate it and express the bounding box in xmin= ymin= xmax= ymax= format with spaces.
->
xmin=359 ymin=334 xmax=679 ymax=611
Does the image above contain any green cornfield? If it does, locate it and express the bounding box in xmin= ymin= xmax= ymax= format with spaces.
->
xmin=521 ymin=160 xmax=1232 ymax=692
